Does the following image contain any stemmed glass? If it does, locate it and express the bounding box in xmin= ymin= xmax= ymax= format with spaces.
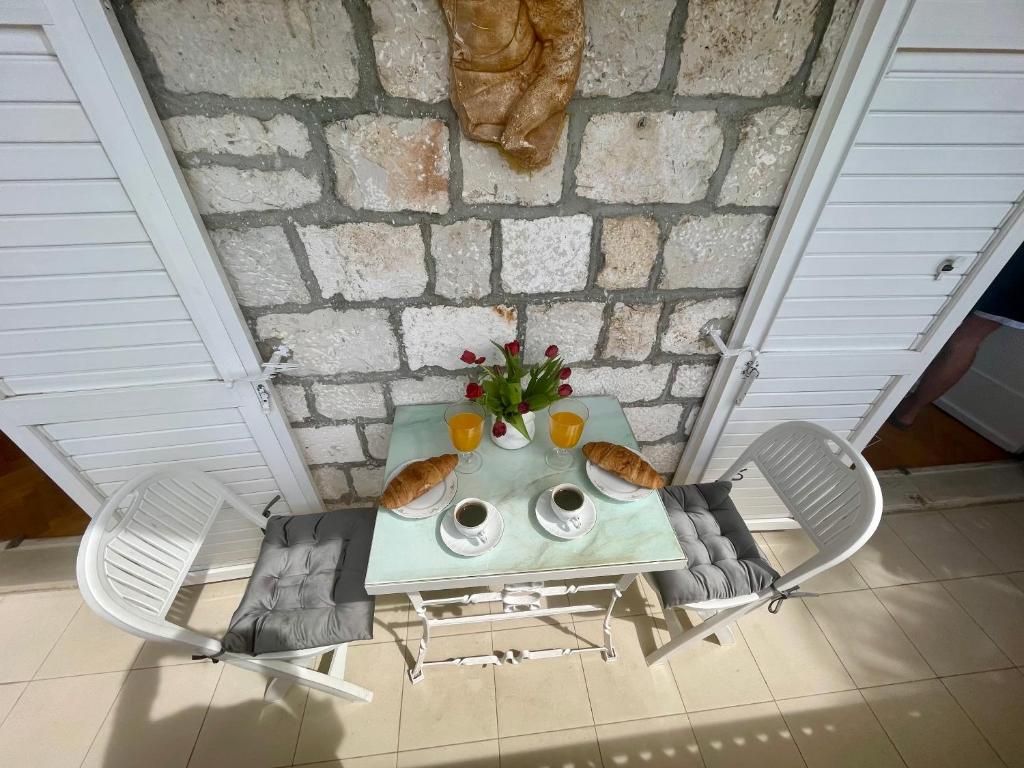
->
xmin=444 ymin=401 xmax=484 ymax=474
xmin=546 ymin=399 xmax=589 ymax=470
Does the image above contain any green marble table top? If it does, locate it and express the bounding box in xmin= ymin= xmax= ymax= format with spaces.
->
xmin=364 ymin=396 xmax=687 ymax=594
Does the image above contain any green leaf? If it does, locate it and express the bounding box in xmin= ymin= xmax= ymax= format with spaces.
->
xmin=507 ymin=412 xmax=530 ymax=441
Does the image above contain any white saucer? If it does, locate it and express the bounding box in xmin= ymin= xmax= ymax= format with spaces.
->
xmin=535 ymin=489 xmax=596 ymax=540
xmin=440 ymin=502 xmax=504 ymax=557
xmin=586 ymin=448 xmax=654 ymax=502
xmin=384 ymin=460 xmax=458 ymax=519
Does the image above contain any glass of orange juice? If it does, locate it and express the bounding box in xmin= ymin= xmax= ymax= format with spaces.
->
xmin=546 ymin=399 xmax=588 ymax=471
xmin=444 ymin=401 xmax=485 ymax=474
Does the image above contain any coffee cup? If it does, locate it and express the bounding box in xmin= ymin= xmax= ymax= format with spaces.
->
xmin=453 ymin=498 xmax=490 ymax=543
xmin=550 ymin=483 xmax=586 ymax=529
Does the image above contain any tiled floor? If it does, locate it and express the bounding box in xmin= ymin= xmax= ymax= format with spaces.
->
xmin=1 ymin=503 xmax=1023 ymax=767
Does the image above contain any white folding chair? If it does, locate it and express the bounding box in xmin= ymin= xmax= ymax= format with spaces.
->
xmin=76 ymin=467 xmax=373 ymax=702
xmin=645 ymin=421 xmax=882 ymax=665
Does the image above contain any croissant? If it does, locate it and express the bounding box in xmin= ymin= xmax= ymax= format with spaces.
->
xmin=583 ymin=442 xmax=665 ymax=489
xmin=380 ymin=454 xmax=458 ymax=509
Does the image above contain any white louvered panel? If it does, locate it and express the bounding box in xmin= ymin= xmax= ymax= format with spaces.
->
xmin=772 ymin=316 xmax=934 ymax=335
xmin=0 ymin=27 xmax=52 ymax=54
xmin=0 ymin=244 xmax=161 ymax=275
xmin=817 ymin=203 xmax=1012 ymax=229
xmin=872 ymin=75 xmax=1024 ymax=111
xmin=0 ymin=297 xmax=189 ymax=329
xmin=0 ymin=54 xmax=75 ymax=100
xmin=830 ymin=175 xmax=1024 ymax=204
xmin=845 ymin=145 xmax=1024 ymax=175
xmin=0 ymin=103 xmax=96 ymax=141
xmin=808 ymin=228 xmax=994 ymax=252
xmin=0 ymin=320 xmax=201 ymax=353
xmin=0 ymin=180 xmax=132 ymax=214
xmin=858 ymin=113 xmax=1024 ymax=145
xmin=778 ymin=296 xmax=948 ymax=318
xmin=787 ymin=276 xmax=962 ymax=298
xmin=797 ymin=254 xmax=975 ymax=277
xmin=2 ymin=364 xmax=221 ymax=395
xmin=0 ymin=144 xmax=115 ymax=179
xmin=889 ymin=50 xmax=1024 ymax=74
xmin=763 ymin=334 xmax=921 ymax=352
xmin=0 ymin=213 xmax=148 ymax=246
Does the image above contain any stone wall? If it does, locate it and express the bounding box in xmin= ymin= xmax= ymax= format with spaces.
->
xmin=114 ymin=0 xmax=855 ymax=506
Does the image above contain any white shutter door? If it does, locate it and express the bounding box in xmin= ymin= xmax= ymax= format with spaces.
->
xmin=0 ymin=0 xmax=321 ymax=576
xmin=681 ymin=0 xmax=1024 ymax=525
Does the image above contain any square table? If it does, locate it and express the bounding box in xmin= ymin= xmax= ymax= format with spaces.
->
xmin=364 ymin=395 xmax=687 ymax=682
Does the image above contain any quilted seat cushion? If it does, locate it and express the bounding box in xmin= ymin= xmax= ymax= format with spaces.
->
xmin=221 ymin=508 xmax=376 ymax=656
xmin=651 ymin=482 xmax=779 ymax=608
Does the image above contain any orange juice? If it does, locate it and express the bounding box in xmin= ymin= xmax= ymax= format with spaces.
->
xmin=447 ymin=411 xmax=483 ymax=452
xmin=549 ymin=410 xmax=585 ymax=449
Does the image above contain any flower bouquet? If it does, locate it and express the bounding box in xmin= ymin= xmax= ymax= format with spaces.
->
xmin=460 ymin=340 xmax=572 ymax=445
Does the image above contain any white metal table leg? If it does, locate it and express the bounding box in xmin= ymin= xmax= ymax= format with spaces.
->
xmin=408 ymin=592 xmax=430 ymax=684
xmin=696 ymin=608 xmax=736 ymax=646
xmin=601 ymin=574 xmax=636 ymax=661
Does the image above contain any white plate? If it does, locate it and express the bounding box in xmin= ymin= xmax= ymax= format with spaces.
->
xmin=535 ymin=489 xmax=596 ymax=540
xmin=384 ymin=459 xmax=458 ymax=519
xmin=585 ymin=448 xmax=654 ymax=502
xmin=440 ymin=502 xmax=504 ymax=557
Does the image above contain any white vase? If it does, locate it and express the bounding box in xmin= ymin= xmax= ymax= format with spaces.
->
xmin=490 ymin=410 xmax=536 ymax=450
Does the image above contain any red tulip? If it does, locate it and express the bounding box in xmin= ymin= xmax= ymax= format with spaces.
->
xmin=492 ymin=420 xmax=507 ymax=438
xmin=545 ymin=344 xmax=559 ymax=358
xmin=465 ymin=382 xmax=483 ymax=399
xmin=558 ymin=367 xmax=572 ymax=380
xmin=475 ymin=356 xmax=485 ymax=364
xmin=517 ymin=402 xmax=530 ymax=414
xmin=504 ymin=340 xmax=521 ymax=356
xmin=459 ymin=350 xmax=477 ymax=364
xmin=558 ymin=384 xmax=572 ymax=397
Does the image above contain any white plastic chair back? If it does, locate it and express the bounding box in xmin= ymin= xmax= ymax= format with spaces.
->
xmin=76 ymin=468 xmax=266 ymax=657
xmin=721 ymin=421 xmax=882 ymax=592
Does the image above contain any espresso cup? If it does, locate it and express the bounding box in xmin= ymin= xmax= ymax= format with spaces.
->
xmin=453 ymin=498 xmax=490 ymax=543
xmin=550 ymin=483 xmax=585 ymax=529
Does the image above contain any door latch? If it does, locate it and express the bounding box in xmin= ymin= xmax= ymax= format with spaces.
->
xmin=934 ymin=257 xmax=959 ymax=280
xmin=700 ymin=326 xmax=761 ymax=406
xmin=226 ymin=345 xmax=297 ymax=414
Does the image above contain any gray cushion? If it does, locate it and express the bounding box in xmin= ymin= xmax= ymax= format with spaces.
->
xmin=222 ymin=508 xmax=376 ymax=656
xmin=651 ymin=482 xmax=779 ymax=608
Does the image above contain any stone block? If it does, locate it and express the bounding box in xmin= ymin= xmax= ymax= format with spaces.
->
xmin=183 ymin=167 xmax=319 ymax=214
xmin=312 ymin=466 xmax=349 ymax=501
xmin=576 ymin=112 xmax=722 ymax=204
xmin=390 ymin=376 xmax=469 ymax=406
xmin=501 ymin=216 xmax=592 ymax=293
xmin=209 ymin=227 xmax=310 ymax=307
xmin=401 ymin=305 xmax=518 ymax=370
xmin=294 ymin=425 xmax=363 ymax=464
xmin=597 ymin=217 xmax=660 ymax=289
xmin=313 ymin=383 xmax=387 ymax=420
xmin=676 ymin=0 xmax=818 ymax=97
xmin=369 ymin=0 xmax=448 ymax=102
xmin=163 ymin=114 xmax=310 ymax=157
xmin=135 ymin=0 xmax=358 ymax=98
xmin=256 ymin=309 xmax=400 ymax=375
xmin=459 ymin=128 xmax=566 ymax=206
xmin=808 ymin=0 xmax=857 ymax=97
xmin=578 ymin=0 xmax=674 ymax=97
xmin=660 ymin=214 xmax=770 ymax=289
xmin=602 ymin=303 xmax=661 ymax=361
xmin=570 ymin=364 xmax=672 ymax=403
xmin=326 ymin=115 xmax=450 ymax=213
xmin=351 ymin=466 xmax=386 ymax=499
xmin=275 ymin=384 xmax=310 ymax=421
xmin=364 ymin=423 xmax=391 ymax=460
xmin=431 ymin=220 xmax=492 ymax=300
xmin=299 ymin=222 xmax=426 ymax=301
xmin=625 ymin=404 xmax=685 ymax=442
xmin=671 ymin=363 xmax=716 ymax=398
xmin=662 ymin=298 xmax=742 ymax=354
xmin=525 ymin=302 xmax=605 ymax=364
xmin=718 ymin=107 xmax=813 ymax=207
xmin=641 ymin=441 xmax=686 ymax=475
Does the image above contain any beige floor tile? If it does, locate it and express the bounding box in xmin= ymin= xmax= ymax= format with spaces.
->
xmin=189 ymin=662 xmax=308 ymax=768
xmin=777 ymin=690 xmax=903 ymax=768
xmin=575 ymin=616 xmax=684 ymax=724
xmin=35 ymin=602 xmax=144 ymax=679
xmin=83 ymin=661 xmax=221 ymax=768
xmin=945 ymin=504 xmax=1024 ymax=572
xmin=912 ymin=463 xmax=1024 ymax=507
xmin=296 ymin=755 xmax=397 ymax=768
xmin=887 ymin=512 xmax=997 ymax=579
xmin=942 ymin=575 xmax=1024 ymax=665
xmin=667 ymin=621 xmax=773 ymax=712
xmin=569 ymin=575 xmax=658 ymax=621
xmin=406 ymin=587 xmax=494 ymax=641
xmin=753 ymin=533 xmax=785 ymax=572
xmin=294 ymin=642 xmax=406 ymax=763
xmin=944 ymin=668 xmax=1024 ymax=768
xmin=849 ymin=522 xmax=933 ymax=588
xmin=1009 ymin=571 xmax=1024 ymax=592
xmin=492 ymin=624 xmax=592 ymax=737
xmin=365 ymin=594 xmax=410 ymax=645
xmin=499 ymin=726 xmax=603 ymax=768
xmin=0 ymin=671 xmax=125 ymax=768
xmin=596 ymin=714 xmax=705 ymax=768
xmin=688 ymin=701 xmax=805 ymax=768
xmin=760 ymin=529 xmax=867 ymax=593
xmin=0 ymin=589 xmax=81 ymax=683
xmin=739 ymin=601 xmax=854 ymax=700
xmin=0 ymin=682 xmax=25 ymax=725
xmin=807 ymin=590 xmax=932 ymax=687
xmin=875 ymin=582 xmax=1010 ymax=676
xmin=398 ymin=633 xmax=497 ymax=751
xmin=397 ymin=739 xmax=498 ymax=767
xmin=862 ymin=679 xmax=1002 ymax=767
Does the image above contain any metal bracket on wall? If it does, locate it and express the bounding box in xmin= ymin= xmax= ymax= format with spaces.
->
xmin=225 ymin=345 xmax=298 ymax=414
xmin=700 ymin=328 xmax=761 ymax=406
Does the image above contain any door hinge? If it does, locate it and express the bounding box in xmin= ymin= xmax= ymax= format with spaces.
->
xmin=700 ymin=326 xmax=761 ymax=406
xmin=225 ymin=345 xmax=297 ymax=414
